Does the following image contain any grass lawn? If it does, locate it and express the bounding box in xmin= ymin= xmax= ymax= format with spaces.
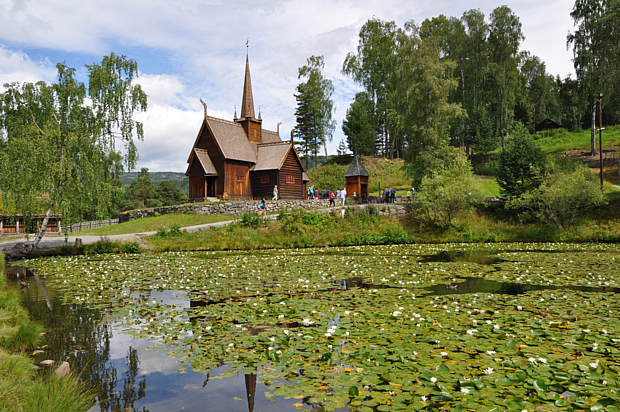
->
xmin=71 ymin=213 xmax=235 ymax=236
xmin=476 ymin=175 xmax=501 ymax=197
xmin=535 ymin=126 xmax=620 ymax=155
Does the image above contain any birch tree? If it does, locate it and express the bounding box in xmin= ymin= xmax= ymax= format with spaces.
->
xmin=0 ymin=52 xmax=147 ymax=250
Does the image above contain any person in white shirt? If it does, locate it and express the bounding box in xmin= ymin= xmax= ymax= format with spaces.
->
xmin=340 ymin=188 xmax=346 ymax=206
xmin=273 ymin=185 xmax=278 ymax=201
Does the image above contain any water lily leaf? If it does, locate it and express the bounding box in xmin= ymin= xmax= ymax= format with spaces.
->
xmin=533 ymin=379 xmax=548 ymax=394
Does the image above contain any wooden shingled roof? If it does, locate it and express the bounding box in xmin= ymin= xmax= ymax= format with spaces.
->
xmin=252 ymin=141 xmax=292 ymax=171
xmin=205 ymin=116 xmax=257 ymax=163
xmin=262 ymin=129 xmax=282 ymax=143
xmin=192 ymin=148 xmax=218 ymax=175
xmin=344 ymin=156 xmax=369 ymax=177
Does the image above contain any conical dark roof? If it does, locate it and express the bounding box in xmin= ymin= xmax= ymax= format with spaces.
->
xmin=344 ymin=156 xmax=369 ymax=177
xmin=240 ymin=55 xmax=255 ymax=119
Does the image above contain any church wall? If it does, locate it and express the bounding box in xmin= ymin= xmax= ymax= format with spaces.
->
xmin=223 ymin=160 xmax=252 ymax=200
xmin=278 ymin=149 xmax=304 ymax=199
xmin=250 ymin=170 xmax=279 ymax=200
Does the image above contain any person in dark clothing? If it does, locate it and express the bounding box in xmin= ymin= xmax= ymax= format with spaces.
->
xmin=321 ymin=188 xmax=326 ymax=199
xmin=390 ymin=187 xmax=396 ymax=203
xmin=329 ymin=191 xmax=336 ymax=207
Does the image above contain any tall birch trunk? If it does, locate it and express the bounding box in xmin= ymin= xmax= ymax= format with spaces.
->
xmin=32 ymin=204 xmax=53 ymax=251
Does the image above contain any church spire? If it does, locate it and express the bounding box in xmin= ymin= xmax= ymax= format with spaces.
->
xmin=240 ymin=55 xmax=255 ymax=119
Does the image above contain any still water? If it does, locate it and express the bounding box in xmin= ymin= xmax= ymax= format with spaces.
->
xmin=4 ymin=246 xmax=618 ymax=412
xmin=7 ymin=278 xmax=299 ymax=412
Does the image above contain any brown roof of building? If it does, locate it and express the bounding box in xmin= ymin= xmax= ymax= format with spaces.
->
xmin=262 ymin=129 xmax=282 ymax=143
xmin=206 ymin=116 xmax=257 ymax=163
xmin=252 ymin=141 xmax=292 ymax=171
xmin=344 ymin=156 xmax=369 ymax=177
xmin=192 ymin=148 xmax=218 ymax=175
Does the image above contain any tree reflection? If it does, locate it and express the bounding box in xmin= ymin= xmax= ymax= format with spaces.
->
xmin=18 ymin=282 xmax=149 ymax=412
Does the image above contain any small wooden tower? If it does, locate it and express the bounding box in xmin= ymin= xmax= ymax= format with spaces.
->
xmin=344 ymin=156 xmax=369 ymax=199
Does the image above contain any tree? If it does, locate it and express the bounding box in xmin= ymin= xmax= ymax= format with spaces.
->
xmin=417 ymin=150 xmax=484 ymax=228
xmin=496 ymin=125 xmax=546 ymax=196
xmin=508 ymin=166 xmax=606 ymax=229
xmin=396 ymin=21 xmax=464 ymax=186
xmin=342 ymin=19 xmax=398 ymax=158
xmin=568 ymin=0 xmax=620 ymax=155
xmin=158 ymin=180 xmax=186 ymax=206
xmin=294 ymin=56 xmax=335 ymax=167
xmin=487 ymin=6 xmax=524 ymax=151
xmin=342 ymin=92 xmax=375 ymax=156
xmin=0 ymin=53 xmax=147 ymax=249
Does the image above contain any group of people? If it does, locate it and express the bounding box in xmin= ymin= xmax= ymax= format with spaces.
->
xmin=382 ymin=187 xmax=396 ymax=203
xmin=307 ymin=186 xmax=347 ymax=207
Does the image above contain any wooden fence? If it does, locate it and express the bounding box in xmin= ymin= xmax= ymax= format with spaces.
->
xmin=64 ymin=219 xmax=119 ymax=234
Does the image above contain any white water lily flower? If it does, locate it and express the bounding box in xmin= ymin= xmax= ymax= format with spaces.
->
xmin=205 ymin=326 xmax=212 ymax=331
xmin=430 ymin=377 xmax=437 ymax=383
xmin=324 ymin=332 xmax=332 ymax=337
xmin=537 ymin=358 xmax=547 ymax=363
xmin=517 ymin=306 xmax=522 ymax=311
xmin=460 ymin=387 xmax=470 ymax=394
xmin=493 ymin=325 xmax=500 ymax=330
xmin=278 ymin=314 xmax=284 ymax=319
xmin=440 ymin=352 xmax=448 ymax=357
xmin=486 ymin=351 xmax=496 ymax=355
xmin=486 ymin=320 xmax=492 ymax=324
xmin=269 ymin=337 xmax=275 ymax=342
xmin=528 ymin=357 xmax=536 ymax=363
xmin=302 ymin=319 xmax=314 ymax=326
xmin=590 ymin=361 xmax=599 ymax=368
xmin=484 ymin=367 xmax=494 ymax=375
xmin=392 ymin=311 xmax=402 ymax=316
xmin=421 ymin=395 xmax=427 ymax=402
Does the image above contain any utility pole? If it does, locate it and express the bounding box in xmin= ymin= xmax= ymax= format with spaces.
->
xmin=599 ymin=93 xmax=604 ymax=192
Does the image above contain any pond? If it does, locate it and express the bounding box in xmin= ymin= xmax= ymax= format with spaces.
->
xmin=7 ymin=242 xmax=620 ymax=411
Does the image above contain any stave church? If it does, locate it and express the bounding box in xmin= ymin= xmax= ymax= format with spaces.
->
xmin=185 ymin=56 xmax=308 ymax=201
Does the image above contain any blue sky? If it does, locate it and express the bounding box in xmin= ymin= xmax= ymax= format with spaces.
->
xmin=0 ymin=0 xmax=577 ymax=172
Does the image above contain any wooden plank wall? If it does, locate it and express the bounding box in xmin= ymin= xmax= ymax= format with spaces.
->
xmin=189 ymin=176 xmax=205 ymax=199
xmin=196 ymin=124 xmax=225 ymax=198
xmin=224 ymin=160 xmax=252 ymax=199
xmin=278 ymin=150 xmax=304 ymax=199
xmin=250 ymin=171 xmax=279 ymax=199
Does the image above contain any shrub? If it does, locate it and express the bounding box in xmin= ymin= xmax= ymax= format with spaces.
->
xmin=507 ymin=167 xmax=607 ymax=229
xmin=120 ymin=241 xmax=141 ymax=253
xmin=417 ymin=153 xmax=484 ymax=228
xmin=280 ymin=210 xmax=308 ymax=236
xmin=155 ymin=224 xmax=185 ymax=238
xmin=90 ymin=237 xmax=115 ymax=254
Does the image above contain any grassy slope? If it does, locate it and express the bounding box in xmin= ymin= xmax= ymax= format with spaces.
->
xmin=71 ymin=213 xmax=235 ymax=236
xmin=535 ymin=125 xmax=619 ymax=155
xmin=0 ymin=253 xmax=92 ymax=411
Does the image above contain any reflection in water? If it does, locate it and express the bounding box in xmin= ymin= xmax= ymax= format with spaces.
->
xmin=5 ymin=276 xmax=302 ymax=412
xmin=422 ymin=251 xmax=504 ymax=265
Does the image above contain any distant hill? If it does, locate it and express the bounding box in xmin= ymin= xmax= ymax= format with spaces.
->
xmin=120 ymin=172 xmax=189 ymax=194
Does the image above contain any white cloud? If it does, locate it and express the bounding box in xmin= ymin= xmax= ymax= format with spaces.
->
xmin=0 ymin=46 xmax=56 ymax=89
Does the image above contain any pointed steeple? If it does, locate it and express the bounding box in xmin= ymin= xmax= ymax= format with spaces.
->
xmin=240 ymin=55 xmax=255 ymax=119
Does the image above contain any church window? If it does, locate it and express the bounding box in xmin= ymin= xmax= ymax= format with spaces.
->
xmin=236 ymin=175 xmax=244 ymax=183
xmin=260 ymin=175 xmax=269 ymax=184
xmin=286 ymin=175 xmax=295 ymax=184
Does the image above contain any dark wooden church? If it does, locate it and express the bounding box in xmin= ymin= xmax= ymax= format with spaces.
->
xmin=186 ymin=56 xmax=308 ymax=201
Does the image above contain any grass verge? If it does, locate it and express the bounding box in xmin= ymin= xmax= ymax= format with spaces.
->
xmin=144 ymin=201 xmax=620 ymax=252
xmin=0 ymin=252 xmax=93 ymax=411
xmin=70 ymin=213 xmax=235 ymax=236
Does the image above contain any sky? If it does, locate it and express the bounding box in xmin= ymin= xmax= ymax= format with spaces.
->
xmin=0 ymin=0 xmax=577 ymax=172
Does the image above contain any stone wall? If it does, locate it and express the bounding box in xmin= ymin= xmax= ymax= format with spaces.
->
xmin=120 ymin=199 xmax=333 ymax=222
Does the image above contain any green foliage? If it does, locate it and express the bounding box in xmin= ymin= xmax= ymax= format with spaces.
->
xmin=89 ymin=237 xmax=115 ymax=254
xmin=417 ymin=152 xmax=485 ymax=228
xmin=279 ymin=210 xmax=308 ymax=236
xmin=0 ymin=53 xmax=147 ymax=249
xmin=0 ymin=322 xmax=42 ymax=352
xmin=307 ymin=163 xmax=346 ymax=192
xmin=120 ymin=241 xmax=141 ymax=254
xmin=496 ymin=125 xmax=546 ymax=196
xmin=294 ymin=55 xmax=336 ymax=166
xmin=238 ymin=208 xmax=262 ymax=228
xmin=155 ymin=224 xmax=184 ymax=238
xmin=508 ymin=167 xmax=607 ymax=229
xmin=342 ymin=92 xmax=376 ymax=155
xmin=157 ymin=180 xmax=187 ymax=206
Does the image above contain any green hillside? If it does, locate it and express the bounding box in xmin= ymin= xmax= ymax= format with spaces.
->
xmin=120 ymin=172 xmax=189 ymax=194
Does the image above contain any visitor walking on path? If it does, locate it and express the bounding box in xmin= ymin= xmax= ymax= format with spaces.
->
xmin=340 ymin=188 xmax=347 ymax=207
xmin=258 ymin=199 xmax=267 ymax=216
xmin=390 ymin=187 xmax=396 ymax=203
xmin=329 ymin=191 xmax=336 ymax=207
xmin=273 ymin=185 xmax=278 ymax=201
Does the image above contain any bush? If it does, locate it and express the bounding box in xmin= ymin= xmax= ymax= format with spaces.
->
xmin=280 ymin=210 xmax=308 ymax=236
xmin=417 ymin=152 xmax=484 ymax=228
xmin=507 ymin=167 xmax=607 ymax=229
xmin=238 ymin=208 xmax=261 ymax=228
xmin=120 ymin=241 xmax=141 ymax=253
xmin=155 ymin=224 xmax=185 ymax=238
xmin=90 ymin=237 xmax=115 ymax=254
